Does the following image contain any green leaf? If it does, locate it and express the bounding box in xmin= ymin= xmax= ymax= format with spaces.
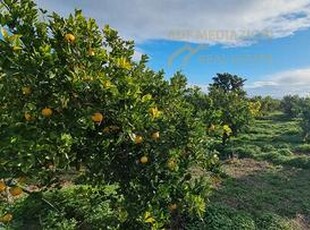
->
xmin=144 ymin=211 xmax=155 ymax=224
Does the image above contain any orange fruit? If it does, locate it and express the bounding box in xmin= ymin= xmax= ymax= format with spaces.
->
xmin=140 ymin=156 xmax=148 ymax=164
xmin=9 ymin=186 xmax=23 ymax=196
xmin=91 ymin=112 xmax=104 ymax=123
xmin=24 ymin=112 xmax=32 ymax=121
xmin=0 ymin=213 xmax=13 ymax=223
xmin=151 ymin=131 xmax=160 ymax=140
xmin=0 ymin=181 xmax=6 ymax=192
xmin=41 ymin=107 xmax=53 ymax=117
xmin=22 ymin=86 xmax=31 ymax=95
xmin=134 ymin=135 xmax=143 ymax=144
xmin=168 ymin=203 xmax=177 ymax=211
xmin=65 ymin=33 xmax=75 ymax=43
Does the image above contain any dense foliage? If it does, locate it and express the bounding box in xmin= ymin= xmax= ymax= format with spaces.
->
xmin=207 ymin=73 xmax=254 ymax=144
xmin=300 ymin=98 xmax=310 ymax=142
xmin=250 ymin=96 xmax=280 ymax=116
xmin=3 ymin=0 xmax=307 ymax=229
xmin=280 ymin=95 xmax=303 ymax=118
xmin=0 ymin=0 xmax=218 ymax=228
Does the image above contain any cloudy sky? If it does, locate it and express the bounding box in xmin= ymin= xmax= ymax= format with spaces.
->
xmin=35 ymin=0 xmax=310 ymax=97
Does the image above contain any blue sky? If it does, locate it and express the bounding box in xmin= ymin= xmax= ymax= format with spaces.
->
xmin=32 ymin=1 xmax=310 ymax=97
xmin=141 ymin=29 xmax=310 ymax=96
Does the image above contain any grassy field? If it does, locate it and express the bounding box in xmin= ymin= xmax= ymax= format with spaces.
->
xmin=204 ymin=113 xmax=310 ymax=229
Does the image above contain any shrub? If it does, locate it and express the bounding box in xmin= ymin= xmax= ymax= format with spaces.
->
xmin=251 ymin=96 xmax=280 ymax=116
xmin=280 ymin=95 xmax=303 ymax=118
xmin=208 ymin=73 xmax=254 ymax=145
xmin=0 ymin=0 xmax=217 ymax=228
xmin=7 ymin=185 xmax=124 ymax=229
xmin=300 ymin=97 xmax=310 ymax=142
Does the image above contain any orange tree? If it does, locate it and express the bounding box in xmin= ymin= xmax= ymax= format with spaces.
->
xmin=250 ymin=96 xmax=280 ymax=116
xmin=208 ymin=73 xmax=253 ymax=145
xmin=0 ymin=0 xmax=216 ymax=228
xmin=300 ymin=97 xmax=310 ymax=142
xmin=280 ymin=94 xmax=303 ymax=118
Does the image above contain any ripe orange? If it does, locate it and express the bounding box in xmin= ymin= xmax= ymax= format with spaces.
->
xmin=22 ymin=86 xmax=31 ymax=95
xmin=140 ymin=156 xmax=148 ymax=164
xmin=91 ymin=112 xmax=104 ymax=123
xmin=41 ymin=107 xmax=53 ymax=117
xmin=168 ymin=203 xmax=177 ymax=211
xmin=134 ymin=135 xmax=143 ymax=144
xmin=0 ymin=213 xmax=13 ymax=223
xmin=151 ymin=131 xmax=160 ymax=140
xmin=9 ymin=186 xmax=23 ymax=196
xmin=0 ymin=181 xmax=6 ymax=192
xmin=65 ymin=33 xmax=75 ymax=43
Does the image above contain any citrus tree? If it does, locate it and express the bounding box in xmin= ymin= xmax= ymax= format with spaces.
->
xmin=208 ymin=73 xmax=253 ymax=145
xmin=0 ymin=0 xmax=216 ymax=228
xmin=251 ymin=96 xmax=280 ymax=116
xmin=280 ymin=95 xmax=303 ymax=118
xmin=300 ymin=97 xmax=310 ymax=142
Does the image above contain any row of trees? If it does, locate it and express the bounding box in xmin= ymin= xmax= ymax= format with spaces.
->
xmin=279 ymin=95 xmax=310 ymax=141
xmin=0 ymin=0 xmax=257 ymax=229
xmin=187 ymin=73 xmax=259 ymax=145
xmin=6 ymin=0 xmax=310 ymax=228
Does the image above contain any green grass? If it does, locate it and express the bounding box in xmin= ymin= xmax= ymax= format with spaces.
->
xmin=207 ymin=159 xmax=310 ymax=229
xmin=207 ymin=112 xmax=310 ymax=229
xmin=224 ymin=112 xmax=310 ymax=168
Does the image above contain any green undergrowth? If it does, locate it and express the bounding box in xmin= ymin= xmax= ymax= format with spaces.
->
xmin=208 ymin=112 xmax=310 ymax=229
xmin=207 ymin=158 xmax=310 ymax=229
xmin=224 ymin=112 xmax=310 ymax=168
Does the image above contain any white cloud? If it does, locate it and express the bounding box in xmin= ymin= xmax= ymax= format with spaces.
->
xmin=35 ymin=0 xmax=310 ymax=45
xmin=188 ymin=68 xmax=310 ymax=98
xmin=246 ymin=68 xmax=310 ymax=97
